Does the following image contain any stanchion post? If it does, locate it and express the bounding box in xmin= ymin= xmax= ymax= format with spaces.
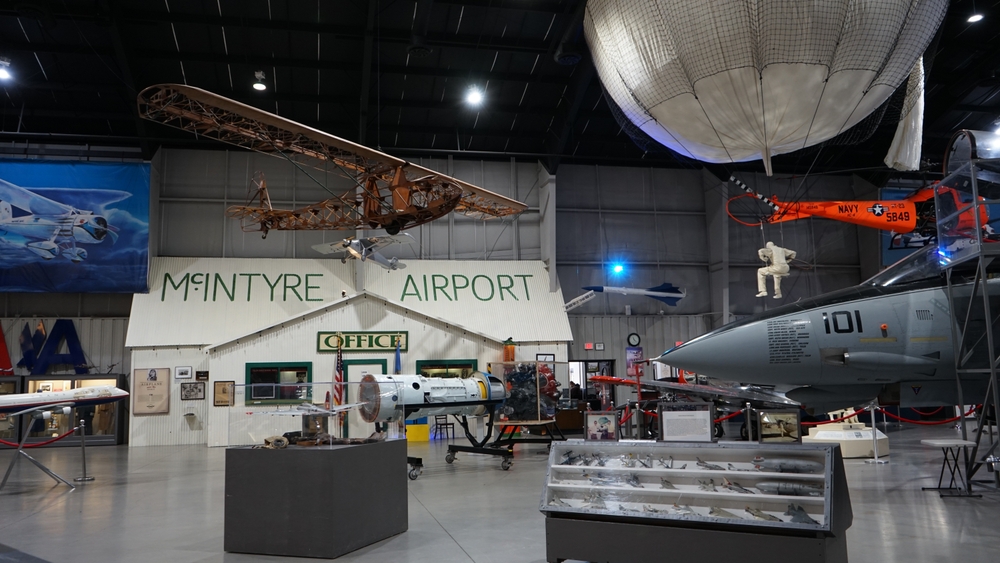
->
xmin=865 ymin=404 xmax=888 ymax=465
xmin=74 ymin=419 xmax=95 ymax=483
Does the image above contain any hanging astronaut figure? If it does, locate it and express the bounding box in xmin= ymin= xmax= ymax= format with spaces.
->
xmin=756 ymin=241 xmax=796 ymax=299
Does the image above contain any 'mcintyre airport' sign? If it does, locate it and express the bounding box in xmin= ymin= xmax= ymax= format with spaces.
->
xmin=317 ymin=332 xmax=408 ymax=352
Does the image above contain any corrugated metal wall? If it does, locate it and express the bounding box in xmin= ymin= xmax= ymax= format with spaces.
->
xmin=128 ymin=346 xmax=209 ymax=447
xmin=1 ymin=317 xmax=129 ymax=376
xmin=567 ymin=314 xmax=711 ymax=374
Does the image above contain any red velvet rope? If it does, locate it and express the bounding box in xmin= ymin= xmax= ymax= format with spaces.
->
xmin=910 ymin=406 xmax=944 ymax=416
xmin=0 ymin=427 xmax=78 ymax=448
xmin=801 ymin=410 xmax=866 ymax=426
xmin=714 ymin=410 xmax=743 ymax=423
xmin=877 ymin=406 xmax=976 ymax=425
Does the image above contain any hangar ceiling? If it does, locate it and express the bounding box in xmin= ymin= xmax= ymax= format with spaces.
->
xmin=0 ymin=1 xmax=999 ymax=181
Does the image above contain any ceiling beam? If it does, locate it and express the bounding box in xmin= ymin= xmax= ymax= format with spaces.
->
xmin=358 ymin=0 xmax=376 ymax=144
xmin=102 ymin=0 xmax=151 ymax=159
xmin=116 ymin=10 xmax=552 ymax=54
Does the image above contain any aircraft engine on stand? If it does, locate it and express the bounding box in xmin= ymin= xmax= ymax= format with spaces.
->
xmin=358 ymin=372 xmax=507 ymax=423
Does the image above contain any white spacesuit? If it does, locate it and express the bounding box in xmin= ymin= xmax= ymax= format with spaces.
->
xmin=756 ymin=241 xmax=795 ymax=298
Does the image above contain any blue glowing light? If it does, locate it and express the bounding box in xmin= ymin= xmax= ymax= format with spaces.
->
xmin=612 ymin=264 xmax=624 ymax=274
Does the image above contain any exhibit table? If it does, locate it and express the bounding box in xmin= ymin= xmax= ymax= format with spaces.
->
xmin=920 ymin=439 xmax=980 ymax=498
xmin=225 ymin=439 xmax=407 ymax=558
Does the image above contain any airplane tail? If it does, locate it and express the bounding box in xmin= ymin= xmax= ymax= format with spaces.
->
xmin=0 ymin=201 xmax=10 ymax=222
xmin=646 ymin=283 xmax=684 ymax=306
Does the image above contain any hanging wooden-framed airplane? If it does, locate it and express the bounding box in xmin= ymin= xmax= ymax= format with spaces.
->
xmin=137 ymin=84 xmax=526 ymax=237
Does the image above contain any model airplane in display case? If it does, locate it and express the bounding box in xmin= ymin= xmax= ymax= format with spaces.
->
xmin=137 ymin=84 xmax=526 ymax=237
xmin=0 ymin=385 xmax=129 ymax=416
xmin=312 ymin=233 xmax=414 ymax=271
xmin=0 ymin=178 xmax=123 ymax=263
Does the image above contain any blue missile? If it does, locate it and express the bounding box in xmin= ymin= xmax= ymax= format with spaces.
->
xmin=582 ymin=283 xmax=685 ymax=306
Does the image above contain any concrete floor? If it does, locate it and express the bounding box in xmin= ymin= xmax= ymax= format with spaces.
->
xmin=1 ymin=424 xmax=999 ymax=563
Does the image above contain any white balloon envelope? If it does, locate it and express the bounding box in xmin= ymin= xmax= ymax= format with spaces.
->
xmin=585 ymin=0 xmax=947 ymax=174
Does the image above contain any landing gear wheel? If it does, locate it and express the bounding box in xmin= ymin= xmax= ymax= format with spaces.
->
xmin=408 ymin=468 xmax=420 ymax=480
xmin=739 ymin=422 xmax=748 ymax=441
xmin=445 ymin=452 xmax=456 ymax=464
xmin=341 ymin=258 xmax=347 ymax=264
xmin=713 ymin=423 xmax=724 ymax=439
xmin=501 ymin=457 xmax=513 ymax=471
xmin=385 ymin=220 xmax=403 ymax=235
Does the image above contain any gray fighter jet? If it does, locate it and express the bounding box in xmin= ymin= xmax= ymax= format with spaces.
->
xmin=752 ymin=457 xmax=824 ymax=473
xmin=756 ymin=481 xmax=824 ymax=496
xmin=655 ymin=242 xmax=995 ymax=412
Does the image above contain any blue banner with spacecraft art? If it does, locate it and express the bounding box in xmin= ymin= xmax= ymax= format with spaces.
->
xmin=0 ymin=160 xmax=149 ymax=293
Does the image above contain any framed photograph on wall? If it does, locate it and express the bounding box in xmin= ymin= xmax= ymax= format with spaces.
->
xmin=181 ymin=382 xmax=205 ymax=401
xmin=536 ymin=353 xmax=555 ymax=362
xmin=195 ymin=371 xmax=209 ymax=381
xmin=214 ymin=381 xmax=235 ymax=407
xmin=584 ymin=411 xmax=618 ymax=441
xmin=175 ymin=366 xmax=193 ymax=380
xmin=658 ymin=403 xmax=715 ymax=442
xmin=758 ymin=410 xmax=802 ymax=443
xmin=134 ymin=368 xmax=170 ymax=415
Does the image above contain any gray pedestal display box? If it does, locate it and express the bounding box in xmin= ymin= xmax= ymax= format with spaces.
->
xmin=225 ymin=439 xmax=407 ymax=558
xmin=541 ymin=440 xmax=852 ymax=563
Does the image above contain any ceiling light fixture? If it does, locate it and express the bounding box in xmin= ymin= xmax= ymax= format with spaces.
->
xmin=0 ymin=58 xmax=11 ymax=80
xmin=465 ymin=87 xmax=483 ymax=106
xmin=253 ymin=70 xmax=267 ymax=91
xmin=969 ymin=1 xmax=984 ymax=22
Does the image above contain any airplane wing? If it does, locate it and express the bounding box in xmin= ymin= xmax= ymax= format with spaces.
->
xmin=0 ymin=179 xmax=73 ymax=216
xmin=137 ymin=84 xmax=527 ymax=221
xmin=360 ymin=233 xmax=415 ymax=250
xmin=8 ymin=401 xmax=75 ymax=418
xmin=310 ymin=241 xmax=351 ymax=257
xmin=250 ymin=402 xmax=363 ymax=416
xmin=640 ymin=379 xmax=799 ymax=408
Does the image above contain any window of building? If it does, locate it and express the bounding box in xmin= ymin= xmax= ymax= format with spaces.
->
xmin=245 ymin=362 xmax=313 ymax=405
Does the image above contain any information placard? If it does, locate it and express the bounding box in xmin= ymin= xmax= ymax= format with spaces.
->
xmin=658 ymin=403 xmax=715 ymax=442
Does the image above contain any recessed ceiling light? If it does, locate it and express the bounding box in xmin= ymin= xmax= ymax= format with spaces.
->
xmin=465 ymin=87 xmax=483 ymax=106
xmin=969 ymin=14 xmax=984 ymax=23
xmin=253 ymin=70 xmax=267 ymax=91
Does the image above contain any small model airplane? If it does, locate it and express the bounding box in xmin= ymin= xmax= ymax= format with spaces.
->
xmin=728 ymin=175 xmax=992 ymax=248
xmin=249 ymin=401 xmax=362 ymax=416
xmin=137 ymin=84 xmax=526 ymax=237
xmin=311 ymin=233 xmax=414 ymax=271
xmin=0 ymin=178 xmax=123 ymax=262
xmin=580 ymin=283 xmax=686 ymax=306
xmin=0 ymin=385 xmax=129 ymax=417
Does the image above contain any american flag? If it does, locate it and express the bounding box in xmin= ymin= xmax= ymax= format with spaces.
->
xmin=334 ymin=342 xmax=344 ymax=406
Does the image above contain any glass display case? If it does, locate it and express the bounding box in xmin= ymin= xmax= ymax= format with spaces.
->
xmin=541 ymin=440 xmax=851 ymax=535
xmin=0 ymin=377 xmax=21 ymax=442
xmin=225 ymin=380 xmax=405 ymax=448
xmin=23 ymin=375 xmax=122 ymax=445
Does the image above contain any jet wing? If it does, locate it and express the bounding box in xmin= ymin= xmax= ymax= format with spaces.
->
xmin=7 ymin=401 xmax=75 ymax=418
xmin=640 ymin=379 xmax=799 ymax=408
xmin=137 ymin=84 xmax=527 ymax=220
xmin=0 ymin=179 xmax=74 ymax=216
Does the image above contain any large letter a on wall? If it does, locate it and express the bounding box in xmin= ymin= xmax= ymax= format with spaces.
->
xmin=31 ymin=320 xmax=88 ymax=375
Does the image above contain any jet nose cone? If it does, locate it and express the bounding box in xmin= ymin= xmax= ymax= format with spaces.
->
xmin=658 ymin=323 xmax=771 ymax=380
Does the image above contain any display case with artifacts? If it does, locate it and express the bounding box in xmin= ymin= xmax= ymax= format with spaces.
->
xmin=541 ymin=440 xmax=852 ymax=563
xmin=223 ymin=380 xmax=408 ymax=559
xmin=22 ymin=376 xmax=124 ymax=445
